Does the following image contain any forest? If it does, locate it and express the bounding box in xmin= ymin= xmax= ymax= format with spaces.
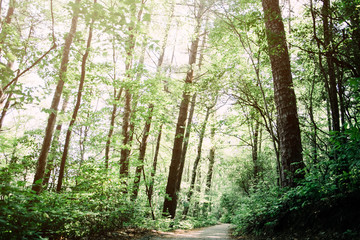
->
xmin=0 ymin=0 xmax=359 ymax=239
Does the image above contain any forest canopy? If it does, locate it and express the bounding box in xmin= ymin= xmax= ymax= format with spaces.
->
xmin=0 ymin=0 xmax=359 ymax=239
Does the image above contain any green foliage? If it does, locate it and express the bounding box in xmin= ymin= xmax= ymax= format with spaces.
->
xmin=0 ymin=182 xmax=139 ymax=239
xmin=1 ymin=0 xmax=360 ymax=238
xmin=174 ymin=216 xmax=218 ymax=230
xmin=225 ymin=127 xmax=360 ymax=237
xmin=144 ymin=216 xmax=218 ymax=232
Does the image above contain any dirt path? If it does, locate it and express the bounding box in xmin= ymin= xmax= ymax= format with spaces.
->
xmin=139 ymin=224 xmax=233 ymax=240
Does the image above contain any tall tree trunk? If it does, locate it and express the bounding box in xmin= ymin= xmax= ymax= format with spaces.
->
xmin=105 ymin=21 xmax=123 ymax=170
xmin=131 ymin=14 xmax=168 ymax=201
xmin=163 ymin=3 xmax=206 ymax=216
xmin=56 ymin=8 xmax=95 ymax=192
xmin=105 ymin=88 xmax=122 ymax=169
xmin=261 ymin=0 xmax=305 ymax=187
xmin=175 ymin=93 xmax=196 ymax=193
xmin=119 ymin=47 xmax=134 ymax=182
xmin=203 ymin=124 xmax=215 ymax=214
xmin=31 ymin=0 xmax=80 ymax=194
xmin=230 ymin=16 xmax=281 ymax=186
xmin=131 ymin=104 xmax=154 ymax=201
xmin=182 ymin=106 xmax=210 ymax=217
xmin=42 ymin=96 xmax=69 ymax=188
xmin=162 ymin=6 xmax=204 ymax=217
xmin=148 ymin=124 xmax=163 ymax=203
xmin=162 ymin=80 xmax=193 ymax=218
xmin=192 ymin=167 xmax=201 ymax=217
xmin=119 ymin=0 xmax=145 ymax=183
xmin=337 ymin=74 xmax=345 ymax=129
xmin=252 ymin=119 xmax=260 ymax=180
xmin=105 ymin=30 xmax=122 ymax=170
xmin=147 ymin=2 xmax=174 ymax=204
xmin=175 ymin=28 xmax=206 ymax=193
xmin=322 ymin=0 xmax=340 ymax=132
xmin=127 ymin=20 xmax=149 ymax=160
xmin=308 ymin=69 xmax=318 ymax=163
xmin=127 ymin=28 xmax=149 ymax=198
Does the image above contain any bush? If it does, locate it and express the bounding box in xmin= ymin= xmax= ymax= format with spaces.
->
xmin=0 ymin=182 xmax=139 ymax=239
xmin=226 ymin=126 xmax=360 ymax=238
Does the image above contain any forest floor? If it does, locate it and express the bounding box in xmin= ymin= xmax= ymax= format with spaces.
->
xmin=132 ymin=223 xmax=355 ymax=240
xmin=89 ymin=223 xmax=356 ymax=240
xmin=137 ymin=224 xmax=233 ymax=240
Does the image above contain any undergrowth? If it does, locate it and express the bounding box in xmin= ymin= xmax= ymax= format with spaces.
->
xmin=0 ymin=183 xmax=142 ymax=239
xmin=0 ymin=182 xmax=219 ymax=239
xmin=225 ymin=127 xmax=360 ymax=239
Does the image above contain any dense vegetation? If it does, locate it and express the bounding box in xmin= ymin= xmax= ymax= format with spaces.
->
xmin=0 ymin=0 xmax=359 ymax=239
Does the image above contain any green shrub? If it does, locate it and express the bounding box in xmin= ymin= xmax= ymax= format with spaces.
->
xmin=226 ymin=126 xmax=360 ymax=237
xmin=0 ymin=183 xmax=138 ymax=239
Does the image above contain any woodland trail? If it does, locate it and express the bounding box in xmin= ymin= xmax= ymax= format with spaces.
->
xmin=139 ymin=223 xmax=233 ymax=240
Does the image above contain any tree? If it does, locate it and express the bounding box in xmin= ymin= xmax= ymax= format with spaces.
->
xmin=56 ymin=0 xmax=96 ymax=192
xmin=181 ymin=28 xmax=210 ymax=217
xmin=147 ymin=0 xmax=174 ymax=205
xmin=148 ymin=123 xmax=162 ymax=203
xmin=119 ymin=0 xmax=145 ymax=185
xmin=212 ymin=0 xmax=282 ymax=185
xmin=104 ymin=39 xmax=123 ymax=170
xmin=261 ymin=0 xmax=305 ymax=187
xmin=162 ymin=0 xmax=206 ymax=219
xmin=182 ymin=103 xmax=213 ymax=217
xmin=203 ymin=122 xmax=216 ymax=214
xmin=31 ymin=0 xmax=81 ymax=194
xmin=42 ymin=97 xmax=69 ymax=189
xmin=131 ymin=104 xmax=153 ymax=201
xmin=175 ymin=93 xmax=196 ymax=194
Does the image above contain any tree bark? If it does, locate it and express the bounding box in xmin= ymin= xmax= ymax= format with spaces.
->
xmin=175 ymin=93 xmax=196 ymax=193
xmin=203 ymin=124 xmax=215 ymax=214
xmin=227 ymin=13 xmax=281 ymax=185
xmin=162 ymin=80 xmax=193 ymax=218
xmin=104 ymin=27 xmax=123 ymax=170
xmin=163 ymin=3 xmax=206 ymax=217
xmin=31 ymin=0 xmax=80 ymax=194
xmin=56 ymin=6 xmax=95 ymax=192
xmin=119 ymin=0 xmax=145 ymax=183
xmin=119 ymin=47 xmax=134 ymax=181
xmin=131 ymin=104 xmax=154 ymax=201
xmin=105 ymin=88 xmax=122 ymax=169
xmin=42 ymin=96 xmax=69 ymax=188
xmin=192 ymin=166 xmax=201 ymax=217
xmin=162 ymin=17 xmax=203 ymax=219
xmin=322 ymin=0 xmax=340 ymax=132
xmin=147 ymin=2 xmax=174 ymax=204
xmin=148 ymin=124 xmax=162 ymax=203
xmin=182 ymin=106 xmax=210 ymax=217
xmin=252 ymin=119 xmax=260 ymax=179
xmin=261 ymin=0 xmax=305 ymax=187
